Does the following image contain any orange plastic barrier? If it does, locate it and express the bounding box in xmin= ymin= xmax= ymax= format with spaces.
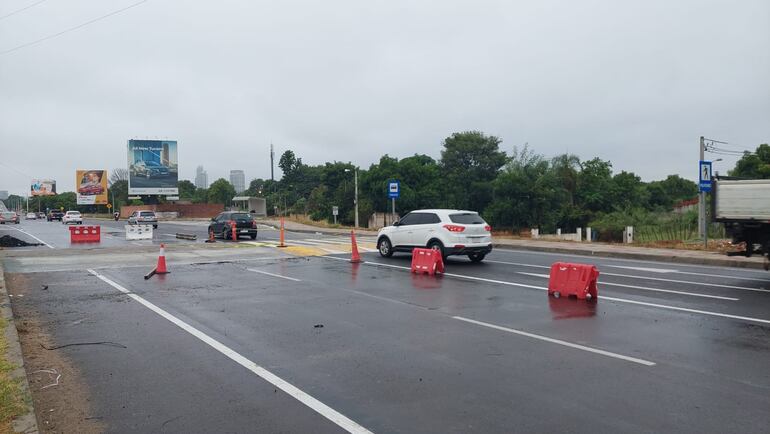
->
xmin=411 ymin=248 xmax=445 ymax=276
xmin=547 ymin=262 xmax=598 ymax=300
xmin=69 ymin=225 xmax=100 ymax=243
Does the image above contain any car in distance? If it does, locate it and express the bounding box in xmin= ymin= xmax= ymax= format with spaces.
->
xmin=376 ymin=209 xmax=492 ymax=262
xmin=127 ymin=210 xmax=159 ymax=229
xmin=62 ymin=211 xmax=83 ymax=225
xmin=26 ymin=212 xmax=37 ymax=220
xmin=132 ymin=161 xmax=170 ymax=179
xmin=208 ymin=211 xmax=258 ymax=240
xmin=0 ymin=211 xmax=20 ymax=224
xmin=46 ymin=210 xmax=64 ymax=221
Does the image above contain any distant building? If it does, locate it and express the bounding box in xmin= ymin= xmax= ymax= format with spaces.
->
xmin=195 ymin=166 xmax=208 ymax=189
xmin=230 ymin=170 xmax=245 ymax=193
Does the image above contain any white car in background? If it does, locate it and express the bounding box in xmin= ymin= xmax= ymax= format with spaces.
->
xmin=376 ymin=209 xmax=493 ymax=262
xmin=26 ymin=212 xmax=37 ymax=220
xmin=62 ymin=211 xmax=83 ymax=225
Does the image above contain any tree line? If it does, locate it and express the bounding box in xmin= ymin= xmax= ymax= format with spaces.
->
xmin=5 ymin=132 xmax=766 ymax=235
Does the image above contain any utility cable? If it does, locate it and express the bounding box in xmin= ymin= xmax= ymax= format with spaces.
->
xmin=0 ymin=0 xmax=48 ymax=22
xmin=0 ymin=0 xmax=147 ymax=56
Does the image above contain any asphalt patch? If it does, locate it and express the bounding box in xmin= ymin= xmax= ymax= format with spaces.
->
xmin=0 ymin=234 xmax=41 ymax=247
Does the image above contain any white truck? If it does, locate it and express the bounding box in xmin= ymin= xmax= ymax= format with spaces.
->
xmin=713 ymin=178 xmax=770 ymax=263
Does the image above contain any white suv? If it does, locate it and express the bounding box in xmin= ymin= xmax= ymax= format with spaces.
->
xmin=62 ymin=211 xmax=83 ymax=225
xmin=376 ymin=209 xmax=492 ymax=262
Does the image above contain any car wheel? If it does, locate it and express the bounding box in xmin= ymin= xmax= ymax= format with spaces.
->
xmin=468 ymin=253 xmax=486 ymax=263
xmin=250 ymin=234 xmax=257 ymax=240
xmin=427 ymin=240 xmax=445 ymax=259
xmin=221 ymin=227 xmax=229 ymax=240
xmin=377 ymin=237 xmax=393 ymax=258
xmin=153 ymin=224 xmax=158 ymax=229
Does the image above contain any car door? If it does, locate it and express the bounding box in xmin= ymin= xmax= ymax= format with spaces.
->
xmin=412 ymin=213 xmax=441 ymax=246
xmin=389 ymin=212 xmax=419 ymax=248
xmin=213 ymin=213 xmax=227 ymax=234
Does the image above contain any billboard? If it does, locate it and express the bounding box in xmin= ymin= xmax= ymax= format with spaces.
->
xmin=31 ymin=179 xmax=56 ymax=196
xmin=127 ymin=139 xmax=178 ymax=195
xmin=76 ymin=170 xmax=108 ymax=205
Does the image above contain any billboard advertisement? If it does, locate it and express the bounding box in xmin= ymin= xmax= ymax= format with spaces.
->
xmin=31 ymin=179 xmax=56 ymax=196
xmin=127 ymin=139 xmax=178 ymax=195
xmin=76 ymin=170 xmax=108 ymax=205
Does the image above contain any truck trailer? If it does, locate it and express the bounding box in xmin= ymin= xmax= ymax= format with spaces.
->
xmin=713 ymin=177 xmax=770 ymax=266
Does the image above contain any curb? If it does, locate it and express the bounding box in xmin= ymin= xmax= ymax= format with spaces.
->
xmin=0 ymin=262 xmax=39 ymax=433
xmin=492 ymin=242 xmax=768 ymax=270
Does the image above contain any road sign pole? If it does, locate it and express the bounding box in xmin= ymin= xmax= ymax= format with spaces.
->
xmin=391 ymin=197 xmax=395 ymax=225
xmin=699 ymin=136 xmax=705 ymax=241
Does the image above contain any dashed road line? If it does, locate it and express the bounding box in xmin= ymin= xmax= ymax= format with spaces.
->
xmin=246 ymin=268 xmax=301 ymax=282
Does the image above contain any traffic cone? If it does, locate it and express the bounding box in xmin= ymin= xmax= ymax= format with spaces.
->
xmin=350 ymin=230 xmax=362 ymax=263
xmin=278 ymin=217 xmax=286 ymax=248
xmin=205 ymin=229 xmax=216 ymax=243
xmin=156 ymin=243 xmax=169 ymax=274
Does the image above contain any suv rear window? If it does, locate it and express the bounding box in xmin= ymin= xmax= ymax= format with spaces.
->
xmin=449 ymin=213 xmax=485 ymax=224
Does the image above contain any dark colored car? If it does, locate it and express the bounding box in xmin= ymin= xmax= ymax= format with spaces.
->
xmin=47 ymin=210 xmax=64 ymax=221
xmin=208 ymin=212 xmax=257 ymax=240
xmin=0 ymin=211 xmax=19 ymax=224
xmin=132 ymin=161 xmax=170 ymax=178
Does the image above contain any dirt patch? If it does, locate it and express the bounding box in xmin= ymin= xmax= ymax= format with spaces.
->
xmin=6 ymin=274 xmax=103 ymax=433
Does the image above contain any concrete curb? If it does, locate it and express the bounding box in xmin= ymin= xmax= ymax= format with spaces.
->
xmin=0 ymin=261 xmax=39 ymax=433
xmin=493 ymin=242 xmax=767 ymax=270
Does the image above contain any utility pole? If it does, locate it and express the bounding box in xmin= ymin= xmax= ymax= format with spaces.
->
xmin=354 ymin=168 xmax=359 ymax=229
xmin=698 ymin=136 xmax=706 ymax=240
xmin=270 ymin=143 xmax=275 ymax=182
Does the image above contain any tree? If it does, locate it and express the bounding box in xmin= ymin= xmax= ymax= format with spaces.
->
xmin=207 ymin=179 xmax=236 ymax=205
xmin=279 ymin=150 xmax=303 ymax=179
xmin=177 ymin=180 xmax=196 ymax=199
xmin=440 ymin=131 xmax=508 ymax=210
xmin=729 ymin=144 xmax=770 ymax=178
xmin=108 ymin=180 xmax=128 ymax=208
xmin=109 ymin=168 xmax=129 ymax=186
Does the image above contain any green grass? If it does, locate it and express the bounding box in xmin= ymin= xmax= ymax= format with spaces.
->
xmin=0 ymin=317 xmax=26 ymax=432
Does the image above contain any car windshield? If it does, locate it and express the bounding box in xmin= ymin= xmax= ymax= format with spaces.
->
xmin=67 ymin=212 xmax=80 ymax=215
xmin=2 ymin=212 xmax=14 ymax=218
xmin=449 ymin=213 xmax=485 ymax=224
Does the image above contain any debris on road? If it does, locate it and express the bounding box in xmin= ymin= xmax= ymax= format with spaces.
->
xmin=314 ymin=324 xmax=324 ymax=328
xmin=41 ymin=341 xmax=127 ymax=350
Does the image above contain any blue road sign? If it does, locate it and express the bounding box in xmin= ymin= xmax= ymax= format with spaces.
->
xmin=699 ymin=160 xmax=712 ymax=192
xmin=388 ymin=180 xmax=400 ymax=198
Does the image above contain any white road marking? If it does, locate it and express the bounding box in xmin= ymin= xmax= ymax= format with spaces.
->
xmin=87 ymin=269 xmax=372 ymax=434
xmin=9 ymin=226 xmax=54 ymax=249
xmin=323 ymin=257 xmax=770 ymax=326
xmin=246 ymin=268 xmax=301 ymax=282
xmin=516 ymin=272 xmax=740 ymax=301
xmin=608 ymin=265 xmax=678 ymax=273
xmin=453 ymin=316 xmax=656 ymax=366
xmin=487 ymin=260 xmax=770 ymax=293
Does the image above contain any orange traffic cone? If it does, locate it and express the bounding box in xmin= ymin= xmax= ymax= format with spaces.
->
xmin=156 ymin=243 xmax=169 ymax=274
xmin=278 ymin=217 xmax=286 ymax=248
xmin=350 ymin=230 xmax=362 ymax=263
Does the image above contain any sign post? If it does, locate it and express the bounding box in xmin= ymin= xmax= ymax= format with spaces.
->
xmin=699 ymin=160 xmax=712 ymax=248
xmin=388 ymin=180 xmax=400 ymax=225
xmin=332 ymin=206 xmax=339 ymax=225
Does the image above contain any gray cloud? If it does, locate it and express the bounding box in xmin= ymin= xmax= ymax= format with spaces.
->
xmin=1 ymin=0 xmax=768 ymax=194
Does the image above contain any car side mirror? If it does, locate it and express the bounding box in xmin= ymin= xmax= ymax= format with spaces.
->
xmin=211 ymin=218 xmax=216 ymax=222
xmin=392 ymin=220 xmax=400 ymax=227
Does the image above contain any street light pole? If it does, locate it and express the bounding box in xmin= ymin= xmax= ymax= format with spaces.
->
xmin=698 ymin=136 xmax=706 ymax=240
xmin=354 ymin=168 xmax=359 ymax=229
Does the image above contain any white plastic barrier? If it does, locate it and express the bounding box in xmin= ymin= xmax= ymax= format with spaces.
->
xmin=125 ymin=224 xmax=153 ymax=240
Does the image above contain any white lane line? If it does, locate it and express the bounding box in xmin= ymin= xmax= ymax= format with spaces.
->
xmin=453 ymin=316 xmax=656 ymax=366
xmin=607 ymin=265 xmax=677 ymax=273
xmin=246 ymin=268 xmax=301 ymax=282
xmin=9 ymin=226 xmax=54 ymax=249
xmin=87 ymin=269 xmax=372 ymax=434
xmin=323 ymin=257 xmax=770 ymax=326
xmin=487 ymin=260 xmax=770 ymax=293
xmin=516 ymin=272 xmax=740 ymax=301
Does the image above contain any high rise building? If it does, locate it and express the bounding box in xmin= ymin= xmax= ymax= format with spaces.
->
xmin=230 ymin=170 xmax=245 ymax=193
xmin=195 ymin=166 xmax=208 ymax=189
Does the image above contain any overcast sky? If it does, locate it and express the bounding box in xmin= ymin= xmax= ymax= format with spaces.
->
xmin=1 ymin=0 xmax=768 ymax=195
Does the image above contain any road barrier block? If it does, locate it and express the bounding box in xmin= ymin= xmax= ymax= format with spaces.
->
xmin=411 ymin=248 xmax=445 ymax=276
xmin=125 ymin=225 xmax=153 ymax=240
xmin=69 ymin=225 xmax=100 ymax=243
xmin=175 ymin=233 xmax=197 ymax=240
xmin=548 ymin=262 xmax=599 ymax=300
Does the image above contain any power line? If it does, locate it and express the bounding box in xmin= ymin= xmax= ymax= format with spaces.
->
xmin=0 ymin=0 xmax=147 ymax=56
xmin=0 ymin=0 xmax=49 ymax=22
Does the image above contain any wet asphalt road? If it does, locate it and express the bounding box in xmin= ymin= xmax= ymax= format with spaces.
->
xmin=4 ymin=223 xmax=770 ymax=433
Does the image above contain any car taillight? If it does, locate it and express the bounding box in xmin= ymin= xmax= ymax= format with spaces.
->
xmin=443 ymin=224 xmax=465 ymax=232
xmin=484 ymin=225 xmax=491 ymax=232
xmin=251 ymin=220 xmax=257 ymax=228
